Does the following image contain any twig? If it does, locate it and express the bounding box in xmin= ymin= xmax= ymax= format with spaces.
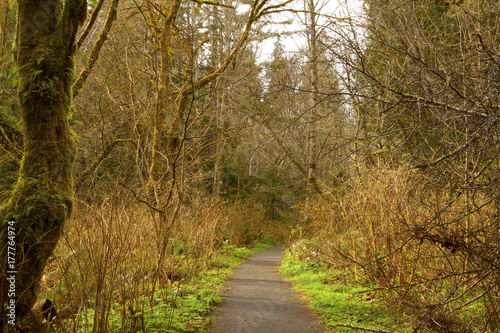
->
xmin=189 ymin=0 xmax=234 ymax=8
xmin=118 ymin=182 xmax=164 ymax=214
xmin=336 ymin=323 xmax=403 ymax=333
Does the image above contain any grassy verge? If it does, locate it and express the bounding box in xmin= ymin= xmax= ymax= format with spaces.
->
xmin=144 ymin=241 xmax=276 ymax=332
xmin=280 ymin=248 xmax=411 ymax=333
xmin=50 ymin=241 xmax=276 ymax=332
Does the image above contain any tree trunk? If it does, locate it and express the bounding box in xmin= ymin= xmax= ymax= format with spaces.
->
xmin=304 ymin=0 xmax=321 ymax=221
xmin=213 ymin=74 xmax=229 ymax=197
xmin=1 ymin=0 xmax=86 ymax=327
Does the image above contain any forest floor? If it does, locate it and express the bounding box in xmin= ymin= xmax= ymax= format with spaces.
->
xmin=206 ymin=246 xmax=326 ymax=333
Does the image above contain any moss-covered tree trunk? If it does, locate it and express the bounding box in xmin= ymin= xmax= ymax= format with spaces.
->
xmin=0 ymin=0 xmax=86 ymax=328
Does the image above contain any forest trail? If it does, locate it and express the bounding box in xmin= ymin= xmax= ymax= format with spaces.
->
xmin=207 ymin=246 xmax=326 ymax=333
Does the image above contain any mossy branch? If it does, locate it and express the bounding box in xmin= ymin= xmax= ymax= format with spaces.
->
xmin=74 ymin=138 xmax=129 ymax=191
xmin=77 ymin=0 xmax=106 ymax=49
xmin=255 ymin=0 xmax=293 ymax=19
xmin=188 ymin=0 xmax=234 ymax=9
xmin=172 ymin=0 xmax=291 ymax=95
xmin=165 ymin=0 xmax=182 ymax=27
xmin=73 ymin=0 xmax=120 ymax=97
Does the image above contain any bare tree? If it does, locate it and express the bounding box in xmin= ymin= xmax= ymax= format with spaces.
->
xmin=254 ymin=0 xmax=346 ymax=220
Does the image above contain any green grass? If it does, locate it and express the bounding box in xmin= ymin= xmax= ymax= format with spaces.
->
xmin=280 ymin=251 xmax=411 ymax=333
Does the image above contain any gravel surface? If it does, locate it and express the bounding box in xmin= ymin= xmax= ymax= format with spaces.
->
xmin=207 ymin=246 xmax=326 ymax=333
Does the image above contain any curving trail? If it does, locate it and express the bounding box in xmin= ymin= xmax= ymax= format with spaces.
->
xmin=207 ymin=246 xmax=326 ymax=333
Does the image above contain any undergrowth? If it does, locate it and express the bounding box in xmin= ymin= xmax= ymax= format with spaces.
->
xmin=281 ymin=242 xmax=411 ymax=332
xmin=292 ymin=165 xmax=500 ymax=332
xmin=69 ymin=242 xmax=274 ymax=332
xmin=28 ymin=192 xmax=282 ymax=333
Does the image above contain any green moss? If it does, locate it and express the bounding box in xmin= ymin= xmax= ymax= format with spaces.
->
xmin=0 ymin=0 xmax=86 ymax=326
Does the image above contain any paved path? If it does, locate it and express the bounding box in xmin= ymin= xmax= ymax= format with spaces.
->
xmin=207 ymin=246 xmax=326 ymax=333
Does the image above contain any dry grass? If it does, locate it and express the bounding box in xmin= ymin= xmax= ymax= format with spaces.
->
xmin=295 ymin=165 xmax=500 ymax=332
xmin=36 ymin=188 xmax=283 ymax=332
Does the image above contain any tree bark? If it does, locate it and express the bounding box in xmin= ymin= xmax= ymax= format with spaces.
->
xmin=304 ymin=0 xmax=321 ymax=219
xmin=1 ymin=0 xmax=86 ymax=328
